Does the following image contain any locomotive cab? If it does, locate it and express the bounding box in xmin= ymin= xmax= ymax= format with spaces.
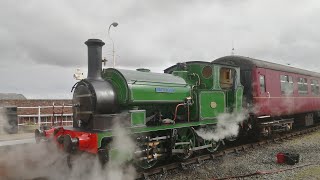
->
xmin=165 ymin=62 xmax=243 ymax=120
xmin=217 ymin=65 xmax=242 ymax=113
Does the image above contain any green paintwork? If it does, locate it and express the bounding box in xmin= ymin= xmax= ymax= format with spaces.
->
xmin=199 ymin=91 xmax=225 ymax=120
xmin=212 ymin=65 xmax=222 ymax=90
xmin=130 ymin=110 xmax=145 ymax=126
xmin=225 ymin=88 xmax=243 ymax=113
xmin=96 ymin=61 xmax=244 ymax=154
xmin=226 ymin=90 xmax=234 ymax=112
xmin=187 ymin=64 xmax=214 ymax=89
xmin=172 ymin=71 xmax=188 ymax=81
xmin=130 ymin=83 xmax=190 ymax=103
xmin=167 ymin=63 xmax=214 ymax=89
xmin=103 ymin=69 xmax=129 ymax=104
xmin=236 ymin=87 xmax=243 ymax=112
xmin=103 ymin=68 xmax=191 ymax=104
xmin=189 ymin=91 xmax=199 ymax=121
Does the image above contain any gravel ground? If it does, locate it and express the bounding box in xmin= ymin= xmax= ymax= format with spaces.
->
xmin=151 ymin=130 xmax=320 ymax=180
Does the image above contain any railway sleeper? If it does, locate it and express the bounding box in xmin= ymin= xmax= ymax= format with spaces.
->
xmin=180 ymin=162 xmax=187 ymax=170
xmin=162 ymin=167 xmax=168 ymax=176
xmin=197 ymin=158 xmax=204 ymax=164
xmin=143 ymin=173 xmax=151 ymax=180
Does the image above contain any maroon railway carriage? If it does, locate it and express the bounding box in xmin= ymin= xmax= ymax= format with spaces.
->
xmin=214 ymin=56 xmax=320 ymax=135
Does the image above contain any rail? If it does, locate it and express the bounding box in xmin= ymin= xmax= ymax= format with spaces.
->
xmin=137 ymin=124 xmax=320 ymax=179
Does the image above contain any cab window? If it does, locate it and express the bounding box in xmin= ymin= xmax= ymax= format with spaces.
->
xmin=220 ymin=68 xmax=235 ymax=89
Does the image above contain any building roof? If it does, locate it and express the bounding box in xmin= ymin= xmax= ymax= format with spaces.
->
xmin=0 ymin=93 xmax=27 ymax=100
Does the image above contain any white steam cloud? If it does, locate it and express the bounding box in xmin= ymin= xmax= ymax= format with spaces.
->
xmin=0 ymin=121 xmax=137 ymax=180
xmin=0 ymin=142 xmax=69 ymax=179
xmin=195 ymin=111 xmax=248 ymax=141
xmin=0 ymin=107 xmax=9 ymax=134
xmin=105 ymin=121 xmax=137 ymax=180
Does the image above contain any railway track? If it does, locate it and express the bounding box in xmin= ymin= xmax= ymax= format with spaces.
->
xmin=1 ymin=125 xmax=319 ymax=180
xmin=136 ymin=124 xmax=320 ymax=179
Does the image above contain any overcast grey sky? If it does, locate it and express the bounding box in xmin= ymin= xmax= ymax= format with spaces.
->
xmin=1 ymin=0 xmax=320 ymax=99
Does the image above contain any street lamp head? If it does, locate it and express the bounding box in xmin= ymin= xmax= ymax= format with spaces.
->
xmin=107 ymin=22 xmax=118 ymax=68
xmin=111 ymin=22 xmax=118 ymax=27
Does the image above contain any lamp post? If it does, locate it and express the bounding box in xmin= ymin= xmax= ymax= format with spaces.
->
xmin=108 ymin=22 xmax=118 ymax=68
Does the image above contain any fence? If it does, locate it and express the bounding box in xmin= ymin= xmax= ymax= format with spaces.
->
xmin=17 ymin=104 xmax=73 ymax=132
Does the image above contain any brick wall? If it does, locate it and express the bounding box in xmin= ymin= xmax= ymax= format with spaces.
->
xmin=0 ymin=99 xmax=72 ymax=115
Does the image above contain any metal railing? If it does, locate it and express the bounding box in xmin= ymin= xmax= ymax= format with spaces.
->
xmin=17 ymin=105 xmax=73 ymax=131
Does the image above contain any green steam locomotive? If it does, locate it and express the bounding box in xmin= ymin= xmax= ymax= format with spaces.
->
xmin=36 ymin=38 xmax=243 ymax=169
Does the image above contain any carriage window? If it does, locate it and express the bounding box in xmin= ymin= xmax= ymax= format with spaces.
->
xmin=220 ymin=68 xmax=234 ymax=89
xmin=280 ymin=75 xmax=293 ymax=95
xmin=311 ymin=79 xmax=319 ymax=95
xmin=259 ymin=75 xmax=266 ymax=93
xmin=298 ymin=77 xmax=308 ymax=95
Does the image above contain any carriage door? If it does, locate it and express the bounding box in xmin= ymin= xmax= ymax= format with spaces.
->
xmin=257 ymin=69 xmax=270 ymax=115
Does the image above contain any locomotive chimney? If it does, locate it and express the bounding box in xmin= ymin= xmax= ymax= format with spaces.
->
xmin=85 ymin=39 xmax=105 ymax=80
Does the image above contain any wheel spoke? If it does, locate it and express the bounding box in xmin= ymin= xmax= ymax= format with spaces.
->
xmin=136 ymin=159 xmax=157 ymax=169
xmin=175 ymin=127 xmax=196 ymax=160
xmin=199 ymin=125 xmax=220 ymax=153
xmin=204 ymin=139 xmax=220 ymax=153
